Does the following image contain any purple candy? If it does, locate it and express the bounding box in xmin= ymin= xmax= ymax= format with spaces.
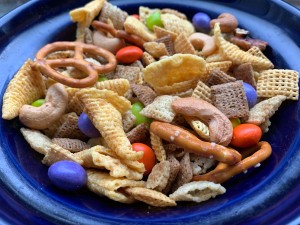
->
xmin=78 ymin=112 xmax=101 ymax=138
xmin=48 ymin=160 xmax=87 ymax=191
xmin=192 ymin=12 xmax=211 ymax=32
xmin=243 ymin=82 xmax=257 ymax=108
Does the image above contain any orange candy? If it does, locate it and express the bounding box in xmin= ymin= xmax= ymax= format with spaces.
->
xmin=132 ymin=143 xmax=156 ymax=175
xmin=230 ymin=123 xmax=262 ymax=148
xmin=116 ymin=46 xmax=143 ymax=64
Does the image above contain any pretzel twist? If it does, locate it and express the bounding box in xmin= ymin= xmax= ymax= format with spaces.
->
xmin=92 ymin=20 xmax=146 ymax=48
xmin=32 ymin=41 xmax=117 ymax=88
xmin=150 ymin=121 xmax=241 ymax=165
xmin=192 ymin=141 xmax=272 ymax=183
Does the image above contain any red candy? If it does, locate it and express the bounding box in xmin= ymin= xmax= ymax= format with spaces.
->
xmin=132 ymin=143 xmax=156 ymax=175
xmin=116 ymin=46 xmax=143 ymax=64
xmin=230 ymin=123 xmax=262 ymax=148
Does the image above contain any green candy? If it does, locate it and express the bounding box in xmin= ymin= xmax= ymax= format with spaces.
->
xmin=98 ymin=75 xmax=108 ymax=82
xmin=131 ymin=102 xmax=152 ymax=125
xmin=146 ymin=12 xmax=163 ymax=31
xmin=31 ymin=99 xmax=45 ymax=107
xmin=230 ymin=118 xmax=241 ymax=128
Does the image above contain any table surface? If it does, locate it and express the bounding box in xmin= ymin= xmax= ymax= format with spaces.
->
xmin=0 ymin=0 xmax=299 ymax=17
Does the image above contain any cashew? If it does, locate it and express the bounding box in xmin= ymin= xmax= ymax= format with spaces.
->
xmin=210 ymin=13 xmax=238 ymax=33
xmin=19 ymin=83 xmax=68 ymax=130
xmin=172 ymin=97 xmax=233 ymax=146
xmin=189 ymin=33 xmax=217 ymax=57
xmin=92 ymin=30 xmax=125 ymax=54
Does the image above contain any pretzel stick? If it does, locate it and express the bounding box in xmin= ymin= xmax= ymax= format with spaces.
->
xmin=92 ymin=20 xmax=146 ymax=48
xmin=150 ymin=121 xmax=241 ymax=165
xmin=192 ymin=141 xmax=272 ymax=183
xmin=33 ymin=41 xmax=117 ymax=88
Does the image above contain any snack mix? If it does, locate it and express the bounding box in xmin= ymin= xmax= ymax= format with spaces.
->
xmin=2 ymin=0 xmax=299 ymax=207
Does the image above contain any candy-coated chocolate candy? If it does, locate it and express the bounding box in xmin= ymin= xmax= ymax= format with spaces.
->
xmin=78 ymin=112 xmax=101 ymax=138
xmin=230 ymin=124 xmax=262 ymax=148
xmin=116 ymin=46 xmax=143 ymax=64
xmin=146 ymin=12 xmax=163 ymax=31
xmin=98 ymin=75 xmax=108 ymax=82
xmin=192 ymin=12 xmax=211 ymax=32
xmin=31 ymin=99 xmax=45 ymax=107
xmin=243 ymin=82 xmax=257 ymax=108
xmin=131 ymin=102 xmax=151 ymax=125
xmin=132 ymin=143 xmax=156 ymax=175
xmin=230 ymin=118 xmax=241 ymax=128
xmin=48 ymin=160 xmax=87 ymax=191
xmin=131 ymin=14 xmax=140 ymax=20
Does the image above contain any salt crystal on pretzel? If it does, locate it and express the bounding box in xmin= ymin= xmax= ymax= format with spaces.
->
xmin=161 ymin=13 xmax=195 ymax=37
xmin=256 ymin=69 xmax=299 ymax=100
xmin=143 ymin=54 xmax=207 ymax=89
xmin=20 ymin=128 xmax=52 ymax=155
xmin=87 ymin=169 xmax=145 ymax=204
xmin=150 ymin=131 xmax=167 ymax=162
xmin=2 ymin=59 xmax=46 ymax=120
xmin=146 ymin=161 xmax=171 ymax=192
xmin=75 ymin=146 xmax=143 ymax=180
xmin=169 ymin=181 xmax=226 ymax=202
xmin=214 ymin=23 xmax=274 ymax=70
xmin=143 ymin=42 xmax=169 ymax=59
xmin=124 ymin=187 xmax=177 ymax=207
xmin=76 ymin=88 xmax=142 ymax=161
xmin=174 ymin=33 xmax=197 ymax=54
xmin=140 ymin=95 xmax=179 ymax=123
xmin=52 ymin=138 xmax=90 ymax=152
xmin=124 ymin=16 xmax=156 ymax=42
xmin=95 ymin=78 xmax=130 ymax=96
xmin=245 ymin=95 xmax=286 ymax=125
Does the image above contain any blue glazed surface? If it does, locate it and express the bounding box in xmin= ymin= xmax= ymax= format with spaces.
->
xmin=0 ymin=0 xmax=300 ymax=224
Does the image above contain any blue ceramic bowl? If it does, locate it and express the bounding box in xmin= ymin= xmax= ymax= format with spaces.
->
xmin=0 ymin=0 xmax=300 ymax=224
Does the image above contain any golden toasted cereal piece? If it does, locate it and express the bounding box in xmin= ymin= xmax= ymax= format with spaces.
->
xmin=146 ymin=161 xmax=171 ymax=192
xmin=174 ymin=33 xmax=196 ymax=54
xmin=20 ymin=128 xmax=52 ymax=155
xmin=124 ymin=187 xmax=177 ymax=207
xmin=206 ymin=61 xmax=232 ymax=74
xmin=2 ymin=59 xmax=46 ymax=120
xmin=77 ymin=88 xmax=142 ymax=161
xmin=124 ymin=16 xmax=156 ymax=42
xmin=140 ymin=95 xmax=179 ymax=122
xmin=169 ymin=181 xmax=226 ymax=202
xmin=245 ymin=95 xmax=287 ymax=125
xmin=154 ymin=79 xmax=198 ymax=95
xmin=153 ymin=26 xmax=178 ymax=41
xmin=87 ymin=169 xmax=145 ymax=204
xmin=75 ymin=146 xmax=143 ymax=180
xmin=150 ymin=131 xmax=167 ymax=162
xmin=161 ymin=8 xmax=187 ymax=20
xmin=184 ymin=116 xmax=210 ymax=141
xmin=95 ymin=78 xmax=130 ymax=96
xmin=122 ymin=110 xmax=136 ymax=133
xmin=70 ymin=0 xmax=106 ymax=27
xmin=189 ymin=153 xmax=216 ymax=175
xmin=143 ymin=54 xmax=207 ymax=88
xmin=171 ymin=152 xmax=193 ymax=192
xmin=192 ymin=80 xmax=212 ymax=103
xmin=205 ymin=51 xmax=228 ymax=63
xmin=256 ymin=69 xmax=299 ymax=100
xmin=143 ymin=42 xmax=169 ymax=59
xmin=247 ymin=46 xmax=270 ymax=60
xmin=52 ymin=138 xmax=90 ymax=152
xmin=142 ymin=52 xmax=157 ymax=66
xmin=161 ymin=13 xmax=195 ymax=37
xmin=114 ymin=65 xmax=143 ymax=85
xmin=98 ymin=2 xmax=128 ymax=30
xmin=42 ymin=143 xmax=83 ymax=166
xmin=126 ymin=123 xmax=149 ymax=144
xmin=66 ymin=88 xmax=83 ymax=115
xmin=214 ymin=23 xmax=274 ymax=70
